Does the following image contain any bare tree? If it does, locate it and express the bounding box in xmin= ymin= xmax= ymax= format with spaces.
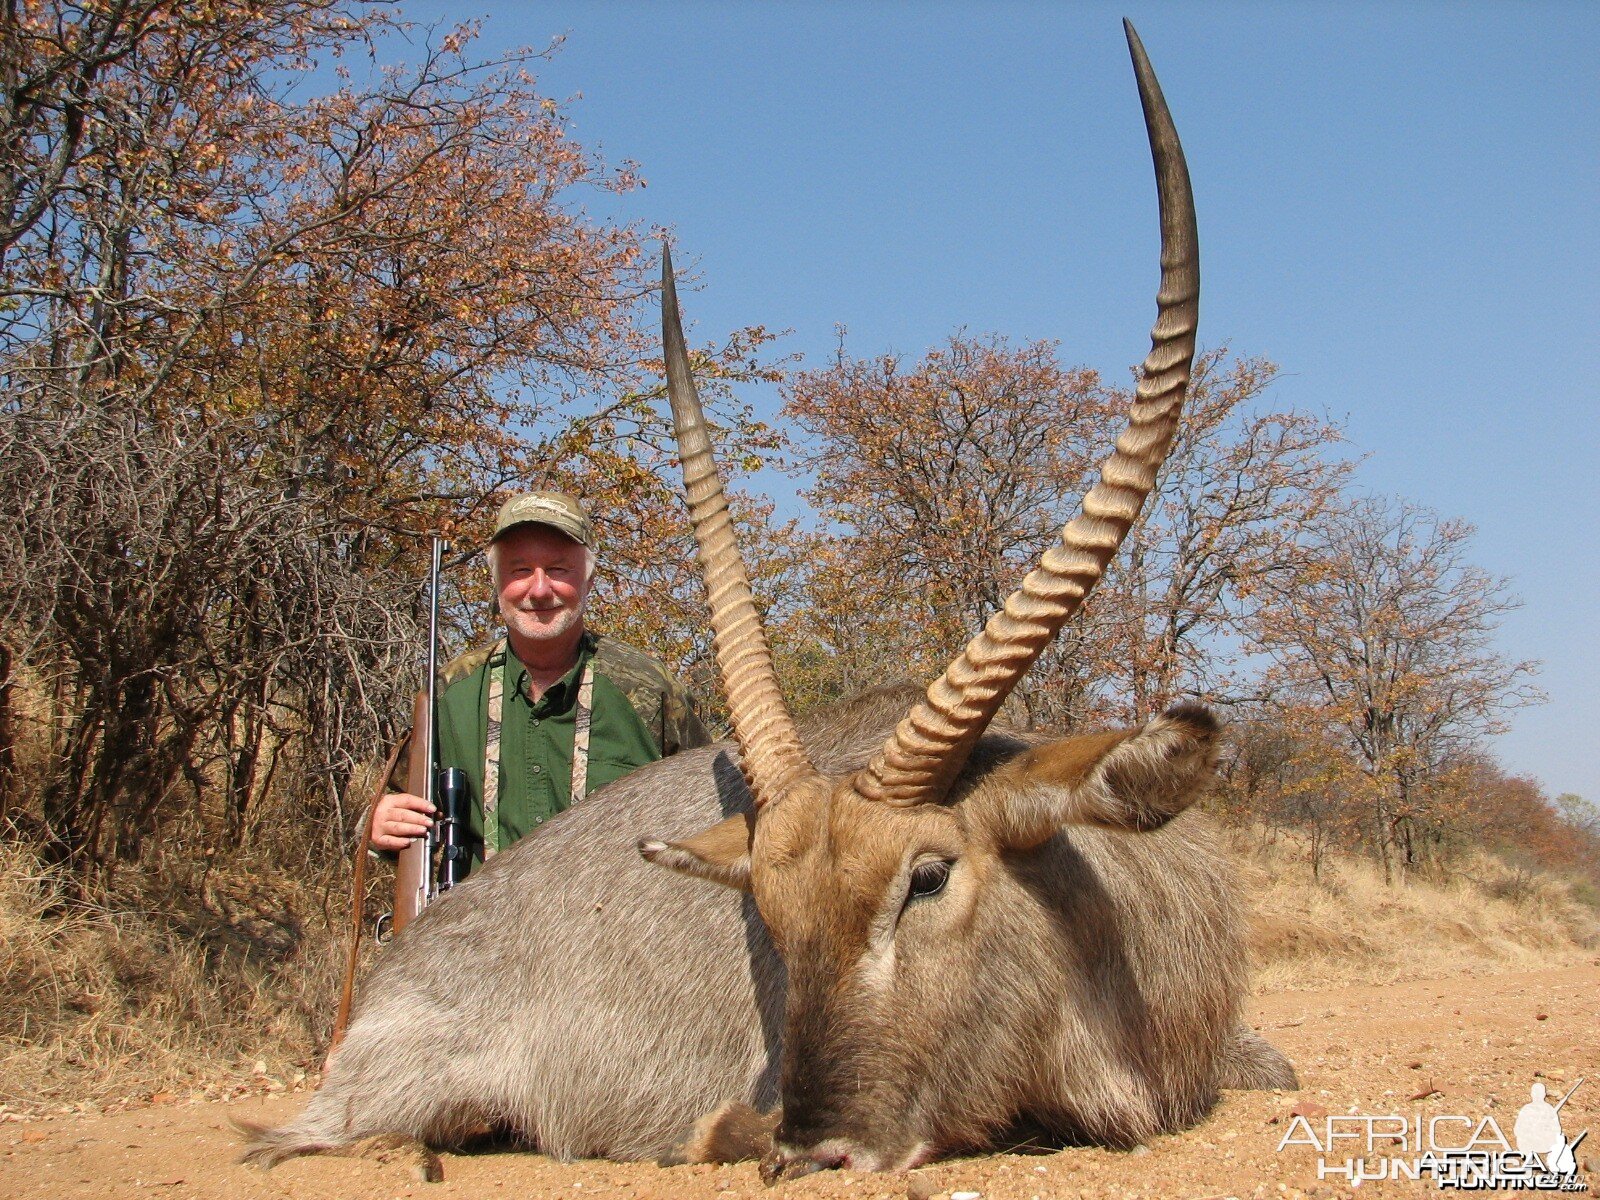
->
xmin=1251 ymin=495 xmax=1542 ymax=880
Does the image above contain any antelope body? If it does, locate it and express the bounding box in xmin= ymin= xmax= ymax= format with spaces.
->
xmin=244 ymin=23 xmax=1295 ymax=1180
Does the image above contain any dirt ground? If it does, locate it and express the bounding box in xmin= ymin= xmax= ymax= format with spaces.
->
xmin=3 ymin=963 xmax=1596 ymax=1200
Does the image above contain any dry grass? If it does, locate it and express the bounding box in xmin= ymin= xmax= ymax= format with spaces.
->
xmin=0 ymin=839 xmax=348 ymax=1117
xmin=1238 ymin=829 xmax=1600 ymax=991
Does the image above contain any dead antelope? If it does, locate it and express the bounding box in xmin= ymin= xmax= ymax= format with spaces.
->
xmin=242 ymin=21 xmax=1294 ymax=1181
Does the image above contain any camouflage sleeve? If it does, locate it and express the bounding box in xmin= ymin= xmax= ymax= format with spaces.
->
xmin=439 ymin=638 xmax=499 ymax=690
xmin=660 ymin=673 xmax=712 ymax=755
xmin=593 ymin=635 xmax=714 ymax=756
xmin=389 ymin=638 xmax=495 ymax=792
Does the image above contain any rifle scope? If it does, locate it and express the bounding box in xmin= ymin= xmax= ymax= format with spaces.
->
xmin=435 ymin=767 xmax=469 ymax=892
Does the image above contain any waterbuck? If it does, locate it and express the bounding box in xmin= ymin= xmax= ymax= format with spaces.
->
xmin=242 ymin=21 xmax=1295 ymax=1181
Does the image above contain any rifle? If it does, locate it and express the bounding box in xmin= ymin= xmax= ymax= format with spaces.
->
xmin=391 ymin=537 xmax=470 ymax=934
xmin=330 ymin=537 xmax=468 ymax=1058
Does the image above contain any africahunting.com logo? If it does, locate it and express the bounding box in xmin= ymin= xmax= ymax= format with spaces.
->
xmin=1277 ymin=1077 xmax=1588 ymax=1190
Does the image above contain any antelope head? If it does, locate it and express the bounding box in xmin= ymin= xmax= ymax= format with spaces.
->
xmin=640 ymin=22 xmax=1217 ymax=1179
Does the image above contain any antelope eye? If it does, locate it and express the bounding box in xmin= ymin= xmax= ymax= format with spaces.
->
xmin=908 ymin=860 xmax=952 ymax=901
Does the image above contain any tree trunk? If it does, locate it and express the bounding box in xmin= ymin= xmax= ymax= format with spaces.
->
xmin=41 ymin=683 xmax=105 ymax=871
xmin=226 ymin=681 xmax=266 ymax=843
xmin=0 ymin=643 xmax=15 ymax=819
xmin=1373 ymin=787 xmax=1393 ymax=886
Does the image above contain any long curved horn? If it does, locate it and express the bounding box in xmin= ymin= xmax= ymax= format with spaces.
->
xmin=661 ymin=246 xmax=816 ymax=806
xmin=854 ymin=21 xmax=1199 ymax=805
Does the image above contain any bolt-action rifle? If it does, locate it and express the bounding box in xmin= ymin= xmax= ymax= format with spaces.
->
xmin=331 ymin=536 xmax=470 ymax=1057
xmin=391 ymin=536 xmax=470 ymax=934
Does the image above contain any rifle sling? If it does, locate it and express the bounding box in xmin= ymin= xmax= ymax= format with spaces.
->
xmin=327 ymin=725 xmax=412 ymax=1065
xmin=483 ymin=639 xmax=594 ymax=859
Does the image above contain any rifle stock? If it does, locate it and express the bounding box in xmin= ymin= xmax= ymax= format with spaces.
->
xmin=392 ymin=536 xmax=449 ymax=933
xmin=392 ymin=688 xmax=432 ymax=933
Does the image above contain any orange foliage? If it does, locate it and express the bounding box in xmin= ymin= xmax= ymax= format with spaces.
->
xmin=0 ymin=2 xmax=790 ymax=866
xmin=1250 ymin=497 xmax=1542 ymax=879
xmin=783 ymin=338 xmax=1350 ymax=731
xmin=1091 ymin=349 xmax=1351 ymax=723
xmin=782 ymin=332 xmax=1117 ymax=716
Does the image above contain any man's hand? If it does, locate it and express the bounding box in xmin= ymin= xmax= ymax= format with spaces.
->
xmin=372 ymin=791 xmax=436 ymax=852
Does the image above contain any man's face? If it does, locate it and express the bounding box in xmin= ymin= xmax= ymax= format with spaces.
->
xmin=493 ymin=525 xmax=593 ymax=646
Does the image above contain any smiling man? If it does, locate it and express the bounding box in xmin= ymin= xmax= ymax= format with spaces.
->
xmin=372 ymin=491 xmax=710 ymax=870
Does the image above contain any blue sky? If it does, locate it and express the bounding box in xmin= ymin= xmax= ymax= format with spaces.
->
xmin=390 ymin=1 xmax=1598 ymax=802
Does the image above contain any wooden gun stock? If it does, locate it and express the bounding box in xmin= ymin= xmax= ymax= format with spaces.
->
xmin=392 ymin=688 xmax=431 ymax=934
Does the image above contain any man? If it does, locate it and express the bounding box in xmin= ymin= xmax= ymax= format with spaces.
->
xmin=371 ymin=491 xmax=710 ymax=867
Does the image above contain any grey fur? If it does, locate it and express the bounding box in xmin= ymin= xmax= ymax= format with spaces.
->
xmin=243 ymin=685 xmax=1293 ymax=1167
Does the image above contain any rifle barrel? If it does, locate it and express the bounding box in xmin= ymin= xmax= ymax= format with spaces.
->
xmin=422 ymin=537 xmax=446 ymax=908
xmin=1553 ymin=1076 xmax=1585 ymax=1112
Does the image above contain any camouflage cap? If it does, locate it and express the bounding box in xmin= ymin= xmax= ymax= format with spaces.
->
xmin=490 ymin=491 xmax=595 ymax=549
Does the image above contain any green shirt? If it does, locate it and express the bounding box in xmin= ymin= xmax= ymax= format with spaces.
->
xmin=433 ymin=632 xmax=710 ymax=868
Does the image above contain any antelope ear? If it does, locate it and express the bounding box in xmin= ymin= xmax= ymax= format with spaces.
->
xmin=638 ymin=812 xmax=754 ymax=891
xmin=981 ymin=703 xmax=1222 ymax=851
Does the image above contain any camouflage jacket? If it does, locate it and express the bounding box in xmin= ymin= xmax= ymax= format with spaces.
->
xmin=430 ymin=631 xmax=710 ymax=863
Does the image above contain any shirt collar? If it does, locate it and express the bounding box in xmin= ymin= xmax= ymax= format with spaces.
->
xmin=511 ymin=631 xmax=598 ymax=713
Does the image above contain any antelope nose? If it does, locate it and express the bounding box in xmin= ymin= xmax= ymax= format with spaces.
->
xmin=758 ymin=1142 xmax=863 ymax=1186
xmin=759 ymin=1148 xmax=819 ymax=1185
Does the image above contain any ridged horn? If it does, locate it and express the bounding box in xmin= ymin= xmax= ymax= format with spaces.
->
xmin=854 ymin=21 xmax=1200 ymax=805
xmin=661 ymin=245 xmax=816 ymax=806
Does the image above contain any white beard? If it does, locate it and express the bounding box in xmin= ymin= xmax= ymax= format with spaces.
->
xmin=505 ymin=599 xmax=583 ymax=644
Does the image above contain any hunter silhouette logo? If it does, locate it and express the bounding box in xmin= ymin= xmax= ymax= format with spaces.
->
xmin=1516 ymin=1081 xmax=1588 ymax=1179
xmin=1278 ymin=1075 xmax=1588 ymax=1191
